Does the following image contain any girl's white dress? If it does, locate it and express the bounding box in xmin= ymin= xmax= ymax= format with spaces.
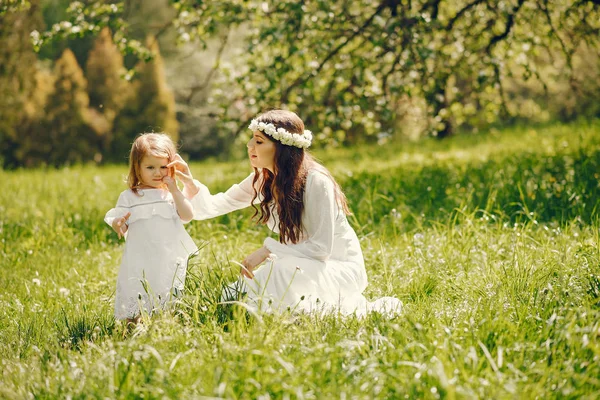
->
xmin=105 ymin=188 xmax=197 ymax=319
xmin=190 ymin=170 xmax=401 ymax=316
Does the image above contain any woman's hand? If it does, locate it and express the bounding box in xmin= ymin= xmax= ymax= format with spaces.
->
xmin=241 ymin=246 xmax=272 ymax=279
xmin=167 ymin=154 xmax=198 ymax=197
xmin=111 ymin=212 xmax=131 ymax=239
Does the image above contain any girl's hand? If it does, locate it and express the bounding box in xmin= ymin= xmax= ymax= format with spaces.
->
xmin=167 ymin=154 xmax=196 ymax=190
xmin=112 ymin=212 xmax=131 ymax=239
xmin=241 ymin=246 xmax=272 ymax=279
xmin=162 ymin=175 xmax=179 ymax=193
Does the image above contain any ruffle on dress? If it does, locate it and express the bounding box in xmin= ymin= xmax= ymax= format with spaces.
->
xmin=127 ymin=201 xmax=179 ymax=224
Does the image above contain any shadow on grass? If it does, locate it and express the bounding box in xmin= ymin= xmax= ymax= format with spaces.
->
xmin=344 ymin=148 xmax=600 ymax=232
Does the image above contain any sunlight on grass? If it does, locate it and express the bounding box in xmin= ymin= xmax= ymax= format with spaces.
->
xmin=1 ymin=121 xmax=599 ymax=398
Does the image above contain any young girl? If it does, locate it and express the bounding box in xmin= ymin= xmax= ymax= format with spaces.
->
xmin=105 ymin=133 xmax=197 ymax=322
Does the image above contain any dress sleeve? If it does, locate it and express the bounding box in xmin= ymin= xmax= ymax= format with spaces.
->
xmin=263 ymin=172 xmax=336 ymax=261
xmin=190 ymin=173 xmax=256 ymax=220
xmin=104 ymin=191 xmax=130 ymax=227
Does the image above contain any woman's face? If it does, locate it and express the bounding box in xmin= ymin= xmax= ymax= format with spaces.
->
xmin=247 ymin=131 xmax=276 ymax=171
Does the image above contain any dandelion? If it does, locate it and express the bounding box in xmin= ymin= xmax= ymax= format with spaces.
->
xmin=32 ymin=278 xmax=41 ymax=286
xmin=413 ymin=233 xmax=424 ymax=244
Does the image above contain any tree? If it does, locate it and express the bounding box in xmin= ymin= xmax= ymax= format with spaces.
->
xmin=86 ymin=27 xmax=130 ymax=157
xmin=220 ymin=1 xmax=600 ymax=140
xmin=0 ymin=0 xmax=43 ymax=167
xmin=136 ymin=37 xmax=178 ymax=140
xmin=43 ymin=48 xmax=98 ymax=166
xmin=11 ymin=68 xmax=55 ymax=167
xmin=0 ymin=1 xmax=31 ymax=16
xmin=112 ymin=37 xmax=178 ymax=160
xmin=33 ymin=0 xmax=600 ymax=149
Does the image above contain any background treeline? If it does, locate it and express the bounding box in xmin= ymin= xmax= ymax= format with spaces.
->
xmin=1 ymin=0 xmax=599 ymax=168
xmin=1 ymin=1 xmax=178 ymax=167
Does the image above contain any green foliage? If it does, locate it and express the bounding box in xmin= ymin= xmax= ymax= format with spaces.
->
xmin=0 ymin=8 xmax=179 ymax=167
xmin=31 ymin=1 xmax=151 ymax=61
xmin=2 ymin=0 xmax=598 ymax=163
xmin=135 ymin=38 xmax=178 ymax=140
xmin=171 ymin=0 xmax=600 ymax=142
xmin=0 ymin=0 xmax=31 ymax=15
xmin=1 ymin=121 xmax=599 ymax=397
xmin=86 ymin=26 xmax=130 ymax=158
xmin=86 ymin=27 xmax=128 ymax=112
xmin=0 ymin=0 xmax=43 ymax=167
xmin=344 ymin=141 xmax=600 ymax=231
xmin=112 ymin=37 xmax=179 ymax=160
xmin=41 ymin=48 xmax=100 ymax=166
xmin=10 ymin=68 xmax=56 ymax=167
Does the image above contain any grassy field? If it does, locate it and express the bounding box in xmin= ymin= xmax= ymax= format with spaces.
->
xmin=1 ymin=121 xmax=599 ymax=398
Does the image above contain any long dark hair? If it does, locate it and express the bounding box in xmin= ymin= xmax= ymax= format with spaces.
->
xmin=250 ymin=110 xmax=350 ymax=244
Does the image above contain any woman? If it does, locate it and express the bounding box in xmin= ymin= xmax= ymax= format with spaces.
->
xmin=174 ymin=109 xmax=401 ymax=316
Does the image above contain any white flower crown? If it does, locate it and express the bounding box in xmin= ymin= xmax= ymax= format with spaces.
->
xmin=248 ymin=119 xmax=313 ymax=149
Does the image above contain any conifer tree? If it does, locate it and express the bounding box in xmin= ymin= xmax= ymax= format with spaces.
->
xmin=137 ymin=38 xmax=178 ymax=141
xmin=0 ymin=1 xmax=42 ymax=167
xmin=113 ymin=37 xmax=178 ymax=160
xmin=14 ymin=68 xmax=55 ymax=167
xmin=86 ymin=27 xmax=129 ymax=157
xmin=44 ymin=48 xmax=98 ymax=166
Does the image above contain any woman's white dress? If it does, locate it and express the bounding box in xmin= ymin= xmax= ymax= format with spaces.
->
xmin=105 ymin=188 xmax=197 ymax=319
xmin=191 ymin=170 xmax=401 ymax=316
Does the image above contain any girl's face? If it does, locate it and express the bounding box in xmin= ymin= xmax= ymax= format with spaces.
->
xmin=247 ymin=131 xmax=276 ymax=171
xmin=138 ymin=154 xmax=170 ymax=188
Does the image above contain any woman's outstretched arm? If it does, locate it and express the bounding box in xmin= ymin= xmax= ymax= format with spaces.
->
xmin=190 ymin=173 xmax=256 ymax=220
xmin=168 ymin=154 xmax=255 ymax=220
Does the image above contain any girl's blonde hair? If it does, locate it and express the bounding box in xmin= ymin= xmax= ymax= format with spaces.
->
xmin=127 ymin=133 xmax=177 ymax=194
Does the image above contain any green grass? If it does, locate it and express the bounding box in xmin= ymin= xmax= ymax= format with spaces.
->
xmin=1 ymin=121 xmax=599 ymax=398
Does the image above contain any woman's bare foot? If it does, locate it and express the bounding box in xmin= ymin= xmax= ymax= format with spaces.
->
xmin=121 ymin=315 xmax=142 ymax=338
xmin=126 ymin=315 xmax=141 ymax=325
